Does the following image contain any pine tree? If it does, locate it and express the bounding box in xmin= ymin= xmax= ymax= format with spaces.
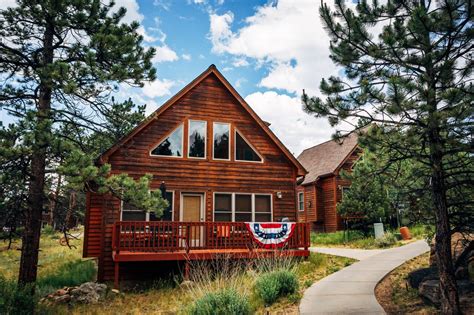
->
xmin=0 ymin=0 xmax=158 ymax=290
xmin=303 ymin=0 xmax=473 ymax=313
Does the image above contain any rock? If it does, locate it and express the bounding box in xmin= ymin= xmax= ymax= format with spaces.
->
xmin=70 ymin=282 xmax=107 ymax=304
xmin=419 ymin=279 xmax=441 ymax=306
xmin=53 ymin=294 xmax=71 ymax=303
xmin=56 ymin=289 xmax=68 ymax=296
xmin=407 ymin=267 xmax=438 ymax=289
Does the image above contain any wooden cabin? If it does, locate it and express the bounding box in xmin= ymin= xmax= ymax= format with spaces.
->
xmin=83 ymin=65 xmax=310 ymax=288
xmin=296 ymin=133 xmax=361 ymax=232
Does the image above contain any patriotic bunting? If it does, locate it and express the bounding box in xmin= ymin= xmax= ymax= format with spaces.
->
xmin=245 ymin=222 xmax=295 ymax=248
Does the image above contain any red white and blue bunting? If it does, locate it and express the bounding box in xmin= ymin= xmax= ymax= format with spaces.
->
xmin=245 ymin=222 xmax=295 ymax=248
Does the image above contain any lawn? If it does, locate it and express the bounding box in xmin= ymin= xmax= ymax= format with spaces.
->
xmin=311 ymin=225 xmax=431 ymax=249
xmin=0 ymin=226 xmax=95 ymax=297
xmin=46 ymin=252 xmax=354 ymax=314
xmin=1 ymin=227 xmax=355 ymax=314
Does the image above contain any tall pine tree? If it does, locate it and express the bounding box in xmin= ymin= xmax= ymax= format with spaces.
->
xmin=0 ymin=0 xmax=158 ymax=290
xmin=303 ymin=0 xmax=473 ymax=313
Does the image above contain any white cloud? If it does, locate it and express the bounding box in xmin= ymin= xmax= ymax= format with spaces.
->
xmin=114 ymin=0 xmax=157 ymax=42
xmin=153 ymin=45 xmax=179 ymax=63
xmin=208 ymin=0 xmax=342 ymax=95
xmin=245 ymin=91 xmax=334 ymax=156
xmin=232 ymin=57 xmax=249 ymax=67
xmin=153 ymin=0 xmax=171 ymax=10
xmin=142 ymin=79 xmax=176 ymax=98
xmin=209 ymin=11 xmax=235 ymax=53
xmin=0 ymin=0 xmax=16 ymax=8
xmin=235 ymin=78 xmax=247 ymax=88
xmin=182 ymin=54 xmax=192 ymax=61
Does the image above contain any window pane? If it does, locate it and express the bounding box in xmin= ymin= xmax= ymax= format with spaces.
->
xmin=215 ymin=212 xmax=232 ymax=222
xmin=235 ymin=131 xmax=261 ymax=162
xmin=255 ymin=213 xmax=271 ymax=222
xmin=215 ymin=194 xmax=231 ymax=212
xmin=213 ymin=123 xmax=229 ymax=159
xmin=235 ymin=194 xmax=251 ymax=213
xmin=122 ymin=211 xmax=147 ymax=221
xmin=235 ymin=213 xmax=252 ymax=222
xmin=255 ymin=195 xmax=271 ymax=213
xmin=298 ymin=193 xmax=304 ymax=211
xmin=151 ymin=124 xmax=183 ymax=157
xmin=189 ymin=121 xmax=206 ymax=158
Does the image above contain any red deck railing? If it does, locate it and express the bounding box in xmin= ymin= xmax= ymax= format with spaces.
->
xmin=112 ymin=221 xmax=310 ymax=254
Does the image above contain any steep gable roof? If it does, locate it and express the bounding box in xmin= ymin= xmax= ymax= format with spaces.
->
xmin=297 ymin=133 xmax=359 ymax=185
xmin=99 ymin=64 xmax=307 ymax=176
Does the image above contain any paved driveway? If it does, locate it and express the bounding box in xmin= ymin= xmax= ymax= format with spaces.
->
xmin=299 ymin=240 xmax=430 ymax=314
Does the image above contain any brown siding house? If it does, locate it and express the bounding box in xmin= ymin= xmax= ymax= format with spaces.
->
xmin=83 ymin=65 xmax=309 ymax=287
xmin=296 ymin=133 xmax=361 ymax=232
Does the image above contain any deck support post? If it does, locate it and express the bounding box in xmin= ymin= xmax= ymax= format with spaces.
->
xmin=114 ymin=262 xmax=120 ymax=290
xmin=184 ymin=260 xmax=190 ymax=280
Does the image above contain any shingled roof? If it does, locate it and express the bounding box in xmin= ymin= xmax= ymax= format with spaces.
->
xmin=297 ymin=133 xmax=359 ymax=185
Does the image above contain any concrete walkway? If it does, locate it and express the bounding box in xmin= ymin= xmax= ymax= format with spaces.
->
xmin=300 ymin=240 xmax=430 ymax=315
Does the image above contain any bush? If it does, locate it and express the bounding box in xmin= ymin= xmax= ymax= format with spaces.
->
xmin=0 ymin=275 xmax=36 ymax=315
xmin=374 ymin=232 xmax=398 ymax=248
xmin=36 ymin=259 xmax=96 ymax=296
xmin=41 ymin=225 xmax=56 ymax=236
xmin=275 ymin=270 xmax=298 ymax=296
xmin=189 ymin=288 xmax=251 ymax=315
xmin=255 ymin=269 xmax=299 ymax=305
xmin=255 ymin=273 xmax=280 ymax=305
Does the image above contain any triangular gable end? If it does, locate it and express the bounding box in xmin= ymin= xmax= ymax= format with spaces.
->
xmin=99 ymin=64 xmax=307 ymax=176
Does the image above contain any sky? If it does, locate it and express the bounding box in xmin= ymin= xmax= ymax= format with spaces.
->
xmin=0 ymin=0 xmax=343 ymax=156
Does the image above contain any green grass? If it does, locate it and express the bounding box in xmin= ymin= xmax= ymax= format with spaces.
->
xmin=311 ymin=225 xmax=431 ymax=249
xmin=0 ymin=226 xmax=96 ymax=307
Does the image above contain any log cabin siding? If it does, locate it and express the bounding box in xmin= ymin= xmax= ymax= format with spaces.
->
xmin=84 ymin=70 xmax=305 ymax=281
xmin=296 ymin=148 xmax=361 ymax=232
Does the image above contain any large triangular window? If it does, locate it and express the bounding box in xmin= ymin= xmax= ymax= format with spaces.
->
xmin=235 ymin=130 xmax=262 ymax=162
xmin=151 ymin=124 xmax=183 ymax=157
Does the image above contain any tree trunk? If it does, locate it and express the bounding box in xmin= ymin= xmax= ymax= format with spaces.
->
xmin=18 ymin=22 xmax=54 ymax=289
xmin=429 ymin=131 xmax=461 ymax=314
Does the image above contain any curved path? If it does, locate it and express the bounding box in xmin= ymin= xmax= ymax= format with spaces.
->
xmin=299 ymin=240 xmax=429 ymax=314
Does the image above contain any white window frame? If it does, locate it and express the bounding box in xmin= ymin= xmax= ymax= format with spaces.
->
xmin=149 ymin=123 xmax=184 ymax=158
xmin=213 ymin=192 xmax=273 ymax=222
xmin=188 ymin=120 xmax=207 ymax=159
xmin=234 ymin=128 xmax=264 ymax=163
xmin=212 ymin=122 xmax=231 ymax=161
xmin=298 ymin=192 xmax=304 ymax=211
xmin=120 ymin=190 xmax=175 ymax=221
xmin=120 ymin=200 xmax=150 ymax=221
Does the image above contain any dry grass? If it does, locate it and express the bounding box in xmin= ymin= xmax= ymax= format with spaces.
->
xmin=46 ymin=253 xmax=355 ymax=314
xmin=375 ymin=252 xmax=439 ymax=315
xmin=0 ymin=227 xmax=85 ymax=281
xmin=1 ymin=229 xmax=356 ymax=314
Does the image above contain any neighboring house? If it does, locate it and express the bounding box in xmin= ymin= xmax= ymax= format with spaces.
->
xmin=83 ymin=65 xmax=310 ymax=287
xmin=296 ymin=133 xmax=361 ymax=232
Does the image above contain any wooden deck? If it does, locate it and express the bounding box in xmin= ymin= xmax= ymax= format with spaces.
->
xmin=111 ymin=221 xmax=310 ymax=288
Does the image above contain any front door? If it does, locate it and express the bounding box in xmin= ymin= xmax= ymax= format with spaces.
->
xmin=181 ymin=194 xmax=203 ymax=247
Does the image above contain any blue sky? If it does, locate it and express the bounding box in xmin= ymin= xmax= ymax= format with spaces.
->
xmin=1 ymin=0 xmax=342 ymax=155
